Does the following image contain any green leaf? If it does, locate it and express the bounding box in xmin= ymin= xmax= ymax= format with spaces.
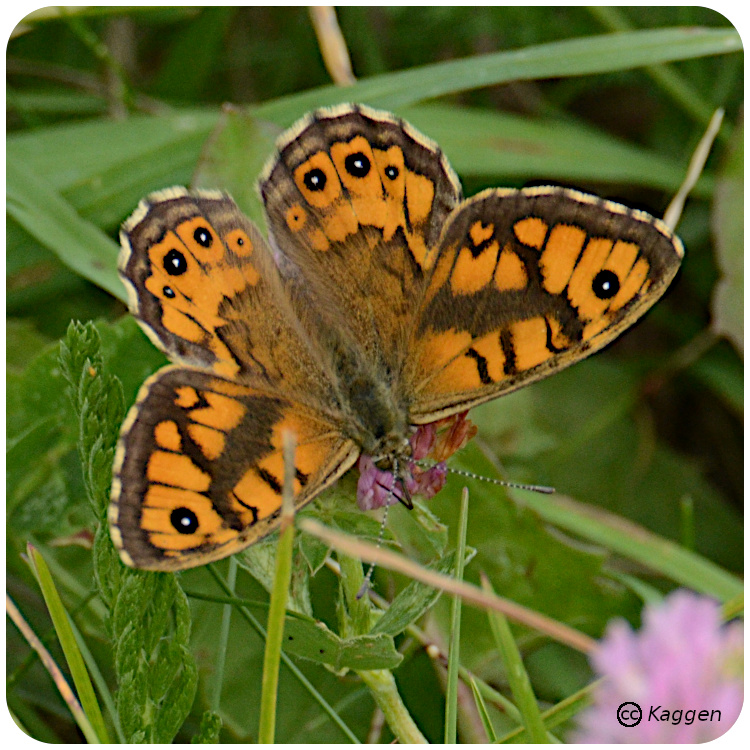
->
xmin=710 ymin=114 xmax=743 ymax=356
xmin=399 ymin=104 xmax=711 ymax=197
xmin=371 ymin=552 xmax=459 ymax=637
xmin=257 ymin=27 xmax=741 ymax=123
xmin=286 ymin=613 xmax=403 ymax=672
xmin=193 ymin=106 xmax=279 ymax=228
xmin=388 ymin=501 xmax=449 ymax=561
xmin=7 ymin=111 xmax=218 ymax=229
xmin=7 ymin=158 xmax=122 ymax=300
xmin=238 ymin=540 xmax=313 ymax=617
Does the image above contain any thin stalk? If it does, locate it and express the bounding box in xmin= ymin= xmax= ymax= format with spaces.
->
xmin=444 ymin=487 xmax=470 ymax=743
xmin=258 ymin=432 xmax=297 ymax=744
xmin=211 ymin=556 xmax=237 ymax=711
xmin=357 ymin=669 xmax=427 ymax=744
xmin=482 ymin=574 xmax=549 ymax=743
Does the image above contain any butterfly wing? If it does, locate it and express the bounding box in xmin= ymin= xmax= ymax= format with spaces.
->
xmin=120 ymin=187 xmax=334 ymax=403
xmin=110 ymin=366 xmax=358 ymax=570
xmin=259 ymin=104 xmax=461 ymax=372
xmin=406 ymin=186 xmax=684 ymax=421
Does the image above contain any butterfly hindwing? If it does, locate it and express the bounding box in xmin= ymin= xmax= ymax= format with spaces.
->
xmin=110 ymin=366 xmax=358 ymax=570
xmin=407 ymin=186 xmax=684 ymax=421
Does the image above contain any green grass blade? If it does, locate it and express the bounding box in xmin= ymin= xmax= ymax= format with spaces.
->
xmin=7 ymin=595 xmax=99 ymax=743
xmin=503 ymin=490 xmax=742 ymax=601
xmin=257 ymin=27 xmax=741 ymax=123
xmin=399 ymin=104 xmax=712 ymax=197
xmin=468 ymin=677 xmax=498 ymax=743
xmin=27 ymin=546 xmax=110 ymax=742
xmin=7 ymin=157 xmax=122 ymax=300
xmin=211 ymin=557 xmax=237 ymax=712
xmin=258 ymin=434 xmax=296 ymax=743
xmin=64 ymin=609 xmax=124 ymax=742
xmin=586 ymin=6 xmax=723 ymax=130
xmin=444 ymin=488 xmax=470 ymax=744
xmin=258 ymin=494 xmax=295 ymax=741
xmin=482 ymin=575 xmax=549 ymax=743
xmin=496 ymin=682 xmax=597 ymax=743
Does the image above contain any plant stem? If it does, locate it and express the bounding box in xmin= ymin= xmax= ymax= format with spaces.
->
xmin=358 ymin=669 xmax=428 ymax=744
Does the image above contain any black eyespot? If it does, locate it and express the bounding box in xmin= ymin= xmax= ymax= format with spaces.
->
xmin=592 ymin=270 xmax=620 ymax=299
xmin=344 ymin=152 xmax=370 ymax=177
xmin=384 ymin=165 xmax=399 ymax=180
xmin=193 ymin=226 xmax=212 ymax=247
xmin=236 ymin=236 xmax=244 ymax=246
xmin=303 ymin=168 xmax=327 ymax=191
xmin=163 ymin=286 xmax=175 ymax=298
xmin=171 ymin=508 xmax=199 ymax=535
xmin=164 ymin=249 xmax=187 ymax=276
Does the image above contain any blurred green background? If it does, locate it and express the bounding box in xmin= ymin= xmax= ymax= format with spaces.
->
xmin=7 ymin=6 xmax=742 ymax=743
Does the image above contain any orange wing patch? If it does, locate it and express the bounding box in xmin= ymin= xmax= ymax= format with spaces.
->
xmin=540 ymin=224 xmax=587 ymax=293
xmin=451 ymin=242 xmax=499 ymax=294
xmin=154 ymin=420 xmax=182 ymax=452
xmin=513 ymin=216 xmax=548 ymax=249
xmin=495 ymin=245 xmax=528 ymax=291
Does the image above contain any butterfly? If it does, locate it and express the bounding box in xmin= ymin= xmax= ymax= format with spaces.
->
xmin=110 ymin=104 xmax=684 ymax=571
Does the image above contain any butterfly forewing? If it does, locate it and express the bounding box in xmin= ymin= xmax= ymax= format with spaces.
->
xmin=407 ymin=186 xmax=684 ymax=421
xmin=259 ymin=105 xmax=462 ymax=372
xmin=120 ymin=188 xmax=334 ymax=402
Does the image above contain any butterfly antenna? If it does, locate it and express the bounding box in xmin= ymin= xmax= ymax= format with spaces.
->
xmin=417 ymin=462 xmax=555 ymax=494
xmin=356 ymin=505 xmax=389 ymax=600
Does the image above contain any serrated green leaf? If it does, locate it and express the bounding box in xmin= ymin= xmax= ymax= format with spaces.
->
xmin=191 ymin=710 xmax=222 ymax=743
xmin=59 ymin=322 xmax=197 ymax=742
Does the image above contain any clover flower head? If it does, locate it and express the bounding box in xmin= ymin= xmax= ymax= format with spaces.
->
xmin=574 ymin=589 xmax=743 ymax=743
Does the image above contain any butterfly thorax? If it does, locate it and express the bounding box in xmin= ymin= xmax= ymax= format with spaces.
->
xmin=335 ymin=361 xmax=412 ymax=464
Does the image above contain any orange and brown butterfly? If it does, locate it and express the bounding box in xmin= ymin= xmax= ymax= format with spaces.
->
xmin=110 ymin=104 xmax=684 ymax=571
